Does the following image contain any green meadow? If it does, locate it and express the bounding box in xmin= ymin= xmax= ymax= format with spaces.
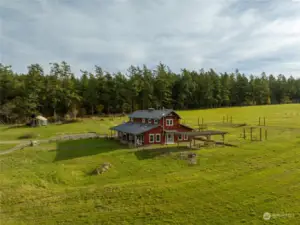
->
xmin=0 ymin=104 xmax=300 ymax=224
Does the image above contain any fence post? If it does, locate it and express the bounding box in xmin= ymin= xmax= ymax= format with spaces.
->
xmin=260 ymin=128 xmax=262 ymax=141
xmin=259 ymin=117 xmax=261 ymax=126
xmin=265 ymin=129 xmax=268 ymax=140
xmin=250 ymin=127 xmax=253 ymax=141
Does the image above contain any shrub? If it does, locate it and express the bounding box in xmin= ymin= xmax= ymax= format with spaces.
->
xmin=79 ymin=108 xmax=87 ymax=117
xmin=62 ymin=119 xmax=80 ymax=124
xmin=19 ymin=132 xmax=38 ymax=139
xmin=64 ymin=114 xmax=71 ymax=121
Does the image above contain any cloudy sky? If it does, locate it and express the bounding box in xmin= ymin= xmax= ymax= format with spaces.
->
xmin=1 ymin=0 xmax=300 ymax=77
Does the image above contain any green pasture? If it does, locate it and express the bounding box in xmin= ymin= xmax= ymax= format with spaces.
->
xmin=0 ymin=104 xmax=299 ymax=224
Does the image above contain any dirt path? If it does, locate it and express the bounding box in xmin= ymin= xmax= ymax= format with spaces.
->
xmin=0 ymin=140 xmax=29 ymax=144
xmin=0 ymin=133 xmax=108 ymax=155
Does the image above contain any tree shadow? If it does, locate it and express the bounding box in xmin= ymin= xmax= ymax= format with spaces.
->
xmin=54 ymin=139 xmax=127 ymax=162
xmin=134 ymin=146 xmax=191 ymax=160
xmin=3 ymin=124 xmax=28 ymax=130
xmin=55 ymin=119 xmax=82 ymax=125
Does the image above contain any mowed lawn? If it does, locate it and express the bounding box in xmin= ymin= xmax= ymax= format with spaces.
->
xmin=0 ymin=104 xmax=300 ymax=224
xmin=0 ymin=144 xmax=16 ymax=152
xmin=0 ymin=118 xmax=123 ymax=141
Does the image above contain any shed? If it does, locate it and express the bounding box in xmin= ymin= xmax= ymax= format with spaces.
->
xmin=31 ymin=115 xmax=48 ymax=126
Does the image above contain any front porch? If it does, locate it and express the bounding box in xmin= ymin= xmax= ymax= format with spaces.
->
xmin=164 ymin=130 xmax=176 ymax=144
xmin=117 ymin=131 xmax=144 ymax=146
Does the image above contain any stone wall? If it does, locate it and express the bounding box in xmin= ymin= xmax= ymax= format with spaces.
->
xmin=1 ymin=132 xmax=108 ymax=155
xmin=49 ymin=132 xmax=107 ymax=142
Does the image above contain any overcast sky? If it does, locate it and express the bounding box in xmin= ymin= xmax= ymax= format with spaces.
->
xmin=1 ymin=0 xmax=300 ymax=77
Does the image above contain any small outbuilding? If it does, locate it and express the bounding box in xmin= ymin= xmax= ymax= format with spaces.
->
xmin=30 ymin=115 xmax=48 ymax=127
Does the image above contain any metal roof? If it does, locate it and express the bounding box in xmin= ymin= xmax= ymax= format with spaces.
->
xmin=174 ymin=130 xmax=228 ymax=136
xmin=36 ymin=115 xmax=47 ymax=121
xmin=128 ymin=109 xmax=181 ymax=119
xmin=110 ymin=122 xmax=160 ymax=135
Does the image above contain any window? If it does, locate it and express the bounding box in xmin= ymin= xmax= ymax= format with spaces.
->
xmin=156 ymin=134 xmax=161 ymax=142
xmin=148 ymin=119 xmax=152 ymax=124
xmin=149 ymin=134 xmax=155 ymax=143
xmin=166 ymin=119 xmax=173 ymax=126
xmin=142 ymin=118 xmax=145 ymax=123
xmin=154 ymin=119 xmax=158 ymax=124
xmin=184 ymin=134 xmax=188 ymax=140
xmin=178 ymin=134 xmax=182 ymax=140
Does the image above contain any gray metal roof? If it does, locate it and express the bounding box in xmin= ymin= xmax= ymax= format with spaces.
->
xmin=110 ymin=122 xmax=160 ymax=135
xmin=174 ymin=130 xmax=228 ymax=136
xmin=128 ymin=109 xmax=181 ymax=119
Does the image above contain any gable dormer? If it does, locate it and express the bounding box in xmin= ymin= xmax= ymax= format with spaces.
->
xmin=128 ymin=109 xmax=181 ymax=126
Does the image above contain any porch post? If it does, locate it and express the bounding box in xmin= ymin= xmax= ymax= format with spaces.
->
xmin=134 ymin=135 xmax=137 ymax=147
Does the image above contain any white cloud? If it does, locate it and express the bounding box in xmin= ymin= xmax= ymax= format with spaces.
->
xmin=0 ymin=0 xmax=300 ymax=77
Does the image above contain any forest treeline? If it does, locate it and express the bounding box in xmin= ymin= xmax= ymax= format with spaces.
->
xmin=0 ymin=62 xmax=300 ymax=123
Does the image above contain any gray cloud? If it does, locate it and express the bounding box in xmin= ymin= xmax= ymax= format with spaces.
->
xmin=1 ymin=0 xmax=300 ymax=77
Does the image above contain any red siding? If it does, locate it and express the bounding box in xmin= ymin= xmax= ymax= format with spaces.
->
xmin=174 ymin=125 xmax=193 ymax=142
xmin=144 ymin=126 xmax=164 ymax=145
xmin=159 ymin=112 xmax=180 ymax=130
xmin=132 ymin=118 xmax=157 ymax=125
xmin=129 ymin=112 xmax=193 ymax=145
xmin=133 ymin=118 xmax=142 ymax=123
xmin=143 ymin=124 xmax=193 ymax=145
xmin=132 ymin=112 xmax=180 ymax=127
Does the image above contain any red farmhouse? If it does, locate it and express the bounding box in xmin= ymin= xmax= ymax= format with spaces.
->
xmin=111 ymin=108 xmax=194 ymax=146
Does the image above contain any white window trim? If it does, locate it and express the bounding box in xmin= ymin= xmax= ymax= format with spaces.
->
xmin=156 ymin=134 xmax=161 ymax=142
xmin=178 ymin=134 xmax=182 ymax=140
xmin=130 ymin=118 xmax=133 ymax=122
xmin=148 ymin=119 xmax=152 ymax=124
xmin=184 ymin=134 xmax=188 ymax=140
xmin=154 ymin=119 xmax=158 ymax=124
xmin=166 ymin=119 xmax=173 ymax=126
xmin=149 ymin=134 xmax=155 ymax=143
xmin=142 ymin=118 xmax=145 ymax=123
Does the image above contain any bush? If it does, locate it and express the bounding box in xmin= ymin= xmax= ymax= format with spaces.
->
xmin=19 ymin=132 xmax=38 ymax=139
xmin=64 ymin=114 xmax=71 ymax=120
xmin=48 ymin=116 xmax=63 ymax=123
xmin=55 ymin=119 xmax=81 ymax=125
xmin=79 ymin=108 xmax=87 ymax=117
xmin=62 ymin=119 xmax=80 ymax=124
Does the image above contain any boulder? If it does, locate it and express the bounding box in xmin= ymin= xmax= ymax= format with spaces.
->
xmin=188 ymin=153 xmax=197 ymax=165
xmin=93 ymin=162 xmax=112 ymax=175
xmin=188 ymin=157 xmax=197 ymax=165
xmin=188 ymin=152 xmax=197 ymax=158
xmin=30 ymin=140 xmax=39 ymax=146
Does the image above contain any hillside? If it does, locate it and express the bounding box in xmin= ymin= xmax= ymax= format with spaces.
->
xmin=0 ymin=104 xmax=299 ymax=224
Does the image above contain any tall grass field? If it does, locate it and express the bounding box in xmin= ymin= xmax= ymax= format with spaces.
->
xmin=0 ymin=104 xmax=300 ymax=224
